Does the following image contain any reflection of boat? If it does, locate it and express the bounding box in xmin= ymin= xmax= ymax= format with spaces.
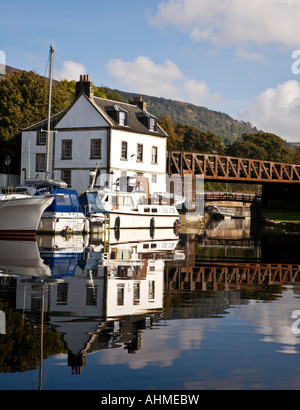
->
xmin=79 ymin=176 xmax=180 ymax=231
xmin=0 ymin=192 xmax=54 ymax=237
xmin=0 ymin=239 xmax=51 ymax=276
xmin=23 ymin=179 xmax=89 ymax=234
xmin=102 ymin=226 xmax=180 ymax=245
xmin=37 ymin=234 xmax=88 ymax=278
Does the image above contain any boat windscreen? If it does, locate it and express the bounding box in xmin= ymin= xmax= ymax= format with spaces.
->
xmin=79 ymin=192 xmax=104 ymax=215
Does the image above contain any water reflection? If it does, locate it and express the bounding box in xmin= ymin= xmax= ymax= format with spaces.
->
xmin=0 ymin=219 xmax=300 ymax=389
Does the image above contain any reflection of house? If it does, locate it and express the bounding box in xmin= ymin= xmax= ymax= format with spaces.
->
xmin=105 ymin=259 xmax=164 ymax=320
xmin=21 ymin=76 xmax=168 ymax=194
xmin=13 ymin=239 xmax=168 ymax=373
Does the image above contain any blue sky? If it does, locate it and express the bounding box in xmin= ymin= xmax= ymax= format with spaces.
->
xmin=1 ymin=0 xmax=300 ymax=141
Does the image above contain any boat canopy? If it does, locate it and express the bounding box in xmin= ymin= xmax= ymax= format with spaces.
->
xmin=79 ymin=191 xmax=104 ymax=216
xmin=36 ymin=187 xmax=82 ymax=213
xmin=25 ymin=178 xmax=68 ymax=189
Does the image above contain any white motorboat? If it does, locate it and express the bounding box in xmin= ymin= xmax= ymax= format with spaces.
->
xmin=0 ymin=192 xmax=54 ymax=237
xmin=79 ymin=176 xmax=180 ymax=232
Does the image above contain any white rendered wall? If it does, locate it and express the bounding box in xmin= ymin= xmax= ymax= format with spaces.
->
xmin=110 ymin=129 xmax=167 ymax=194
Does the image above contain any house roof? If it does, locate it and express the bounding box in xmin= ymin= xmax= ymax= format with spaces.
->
xmin=23 ymin=93 xmax=168 ymax=138
xmin=22 ymin=109 xmax=68 ymax=131
xmin=93 ymin=96 xmax=167 ymax=137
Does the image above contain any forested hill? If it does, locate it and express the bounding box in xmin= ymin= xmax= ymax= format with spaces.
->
xmin=2 ymin=65 xmax=256 ymax=143
xmin=116 ymin=90 xmax=258 ymax=144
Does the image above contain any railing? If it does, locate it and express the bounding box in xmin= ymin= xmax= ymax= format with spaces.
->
xmin=167 ymin=151 xmax=300 ymax=183
xmin=203 ymin=191 xmax=261 ymax=203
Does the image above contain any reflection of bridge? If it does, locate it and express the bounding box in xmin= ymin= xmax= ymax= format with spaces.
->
xmin=204 ymin=192 xmax=261 ymax=203
xmin=165 ymin=262 xmax=300 ymax=290
xmin=197 ymin=237 xmax=255 ymax=248
xmin=167 ymin=151 xmax=300 ymax=184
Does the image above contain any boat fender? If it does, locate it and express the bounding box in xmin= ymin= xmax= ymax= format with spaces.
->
xmin=114 ymin=216 xmax=120 ymax=230
xmin=173 ymin=218 xmax=179 ymax=235
xmin=150 ymin=217 xmax=155 ymax=230
xmin=84 ymin=219 xmax=90 ymax=233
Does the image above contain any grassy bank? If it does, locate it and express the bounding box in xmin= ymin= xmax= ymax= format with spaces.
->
xmin=264 ymin=209 xmax=300 ymax=223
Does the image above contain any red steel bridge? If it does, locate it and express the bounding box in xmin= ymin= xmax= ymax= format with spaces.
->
xmin=167 ymin=151 xmax=300 ymax=184
xmin=165 ymin=262 xmax=300 ymax=290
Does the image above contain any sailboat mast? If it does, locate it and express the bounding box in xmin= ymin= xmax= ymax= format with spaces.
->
xmin=45 ymin=45 xmax=54 ymax=179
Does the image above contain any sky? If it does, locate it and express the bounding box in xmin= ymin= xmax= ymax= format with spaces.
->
xmin=1 ymin=0 xmax=300 ymax=142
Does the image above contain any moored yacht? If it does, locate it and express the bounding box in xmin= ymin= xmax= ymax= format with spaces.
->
xmin=79 ymin=176 xmax=180 ymax=232
xmin=0 ymin=191 xmax=54 ymax=237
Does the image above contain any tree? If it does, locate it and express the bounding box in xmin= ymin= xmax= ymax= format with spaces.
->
xmin=174 ymin=123 xmax=224 ymax=154
xmin=241 ymin=132 xmax=292 ymax=162
xmin=226 ymin=140 xmax=267 ymax=160
xmin=158 ymin=115 xmax=183 ymax=150
xmin=94 ymin=86 xmax=124 ymax=101
xmin=0 ymin=71 xmax=73 ymax=170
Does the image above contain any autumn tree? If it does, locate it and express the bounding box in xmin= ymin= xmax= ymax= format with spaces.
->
xmin=158 ymin=115 xmax=183 ymax=150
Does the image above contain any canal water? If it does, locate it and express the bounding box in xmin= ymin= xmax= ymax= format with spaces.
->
xmin=0 ymin=216 xmax=300 ymax=391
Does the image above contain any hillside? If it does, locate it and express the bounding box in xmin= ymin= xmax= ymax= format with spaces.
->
xmin=116 ymin=90 xmax=257 ymax=144
xmin=2 ymin=65 xmax=257 ymax=144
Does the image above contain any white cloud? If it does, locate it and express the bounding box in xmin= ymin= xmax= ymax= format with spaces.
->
xmin=150 ymin=0 xmax=300 ymax=49
xmin=106 ymin=56 xmax=221 ymax=106
xmin=56 ymin=60 xmax=87 ymax=81
xmin=238 ymin=80 xmax=300 ymax=142
xmin=235 ymin=48 xmax=265 ymax=62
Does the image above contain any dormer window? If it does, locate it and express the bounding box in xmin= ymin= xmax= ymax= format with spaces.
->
xmin=105 ymin=105 xmax=128 ymax=126
xmin=149 ymin=117 xmax=156 ymax=132
xmin=136 ymin=111 xmax=157 ymax=132
xmin=119 ymin=111 xmax=126 ymax=126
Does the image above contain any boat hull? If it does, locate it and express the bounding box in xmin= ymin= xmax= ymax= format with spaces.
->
xmin=90 ymin=210 xmax=179 ymax=232
xmin=38 ymin=212 xmax=89 ymax=234
xmin=0 ymin=195 xmax=54 ymax=237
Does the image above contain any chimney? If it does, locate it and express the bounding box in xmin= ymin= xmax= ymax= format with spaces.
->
xmin=134 ymin=95 xmax=146 ymax=111
xmin=75 ymin=74 xmax=94 ymax=100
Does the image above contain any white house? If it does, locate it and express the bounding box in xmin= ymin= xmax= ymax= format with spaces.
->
xmin=21 ymin=75 xmax=168 ymax=194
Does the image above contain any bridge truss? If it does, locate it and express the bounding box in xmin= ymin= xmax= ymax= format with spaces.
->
xmin=167 ymin=151 xmax=300 ymax=184
xmin=165 ymin=262 xmax=300 ymax=290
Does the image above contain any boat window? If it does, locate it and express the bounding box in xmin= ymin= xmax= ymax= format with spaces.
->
xmin=152 ymin=208 xmax=158 ymax=213
xmin=162 ymin=207 xmax=168 ymax=213
xmin=169 ymin=208 xmax=175 ymax=213
xmin=119 ymin=196 xmax=134 ymax=207
xmin=112 ymin=196 xmax=118 ymax=207
xmin=56 ymin=194 xmax=71 ymax=206
xmin=143 ymin=244 xmax=150 ymax=249
xmin=144 ymin=208 xmax=150 ymax=213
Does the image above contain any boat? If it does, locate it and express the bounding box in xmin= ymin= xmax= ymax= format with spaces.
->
xmin=79 ymin=176 xmax=180 ymax=232
xmin=0 ymin=191 xmax=54 ymax=237
xmin=23 ymin=178 xmax=89 ymax=235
